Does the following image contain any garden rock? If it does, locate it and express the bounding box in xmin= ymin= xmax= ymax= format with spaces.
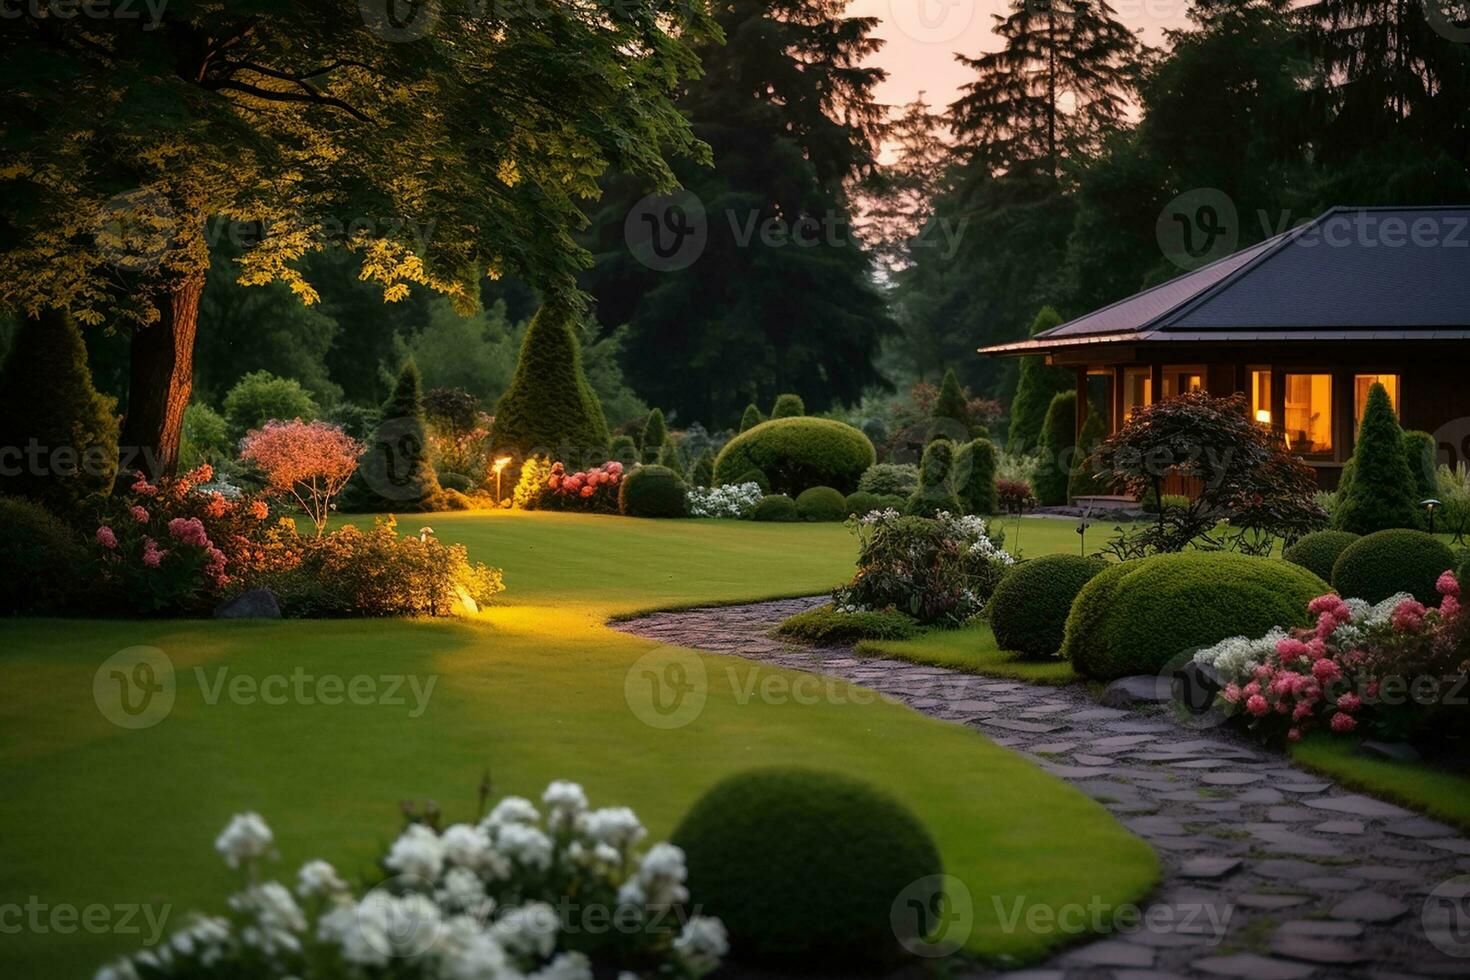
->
xmin=1101 ymin=674 xmax=1171 ymax=707
xmin=214 ymin=588 xmax=281 ymax=619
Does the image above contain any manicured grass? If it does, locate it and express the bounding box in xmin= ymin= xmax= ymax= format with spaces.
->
xmin=0 ymin=510 xmax=1156 ymax=974
xmin=860 ymin=621 xmax=1080 ymax=684
xmin=1291 ymin=735 xmax=1470 ymax=833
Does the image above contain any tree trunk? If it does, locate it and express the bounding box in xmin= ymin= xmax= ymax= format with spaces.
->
xmin=118 ymin=276 xmax=203 ymax=482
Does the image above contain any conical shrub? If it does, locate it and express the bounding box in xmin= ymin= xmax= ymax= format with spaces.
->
xmin=1335 ymin=382 xmax=1419 ymax=534
xmin=491 ymin=302 xmax=610 ymax=460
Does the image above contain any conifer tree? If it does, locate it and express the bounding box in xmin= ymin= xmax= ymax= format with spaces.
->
xmin=1335 ymin=382 xmax=1420 ymax=534
xmin=342 ymin=358 xmax=442 ymax=511
xmin=739 ymin=404 xmax=765 ymax=433
xmin=491 ymin=303 xmax=610 ymax=461
xmin=771 ymin=394 xmax=805 ymax=419
xmin=1035 ymin=391 xmax=1077 ymax=506
xmin=641 ymin=408 xmax=668 ymax=461
xmin=1068 ymin=408 xmax=1110 ymax=500
xmin=1007 ymin=307 xmax=1072 ymax=452
xmin=934 ymin=369 xmax=969 ymax=429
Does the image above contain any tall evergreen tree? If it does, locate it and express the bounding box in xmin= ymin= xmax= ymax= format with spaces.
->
xmin=861 ymin=94 xmax=949 ymax=274
xmin=933 ymin=369 xmax=969 ymax=428
xmin=1335 ymin=382 xmax=1420 ymax=534
xmin=1006 ymin=306 xmax=1072 ymax=452
xmin=491 ymin=304 xmax=610 ymax=463
xmin=341 ymin=358 xmax=442 ymax=512
xmin=641 ymin=408 xmax=669 ymax=458
xmin=584 ymin=0 xmax=893 ymax=424
xmin=950 ymin=0 xmax=1143 ymax=178
xmin=1035 ymin=390 xmax=1077 ymax=506
xmin=0 ymin=310 xmax=118 ymax=512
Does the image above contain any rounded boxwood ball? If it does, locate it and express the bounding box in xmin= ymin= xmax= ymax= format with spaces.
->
xmin=1061 ymin=553 xmax=1328 ymax=681
xmin=795 ymin=486 xmax=847 ymax=522
xmin=618 ymin=464 xmax=687 ymax=518
xmin=1282 ymin=529 xmax=1360 ymax=582
xmin=672 ymin=768 xmax=941 ymax=969
xmin=713 ymin=417 xmax=875 ymax=495
xmin=989 ymin=554 xmax=1109 ymax=659
xmin=845 ymin=490 xmax=904 ymax=516
xmin=751 ymin=494 xmax=798 ymax=522
xmin=1332 ymin=528 xmax=1458 ymax=604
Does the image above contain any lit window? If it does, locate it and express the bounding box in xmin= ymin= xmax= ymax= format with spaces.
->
xmin=1250 ymin=369 xmax=1273 ymax=426
xmin=1161 ymin=367 xmax=1205 ymax=399
xmin=1284 ymin=374 xmax=1333 ymax=455
xmin=1122 ymin=368 xmax=1152 ymax=421
xmin=1354 ymin=374 xmax=1400 ymax=429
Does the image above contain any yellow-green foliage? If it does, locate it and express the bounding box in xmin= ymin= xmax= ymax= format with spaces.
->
xmin=714 ymin=417 xmax=875 ymax=495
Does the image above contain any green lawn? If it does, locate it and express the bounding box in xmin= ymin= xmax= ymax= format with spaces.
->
xmin=0 ymin=510 xmax=1156 ymax=975
xmin=1291 ymin=735 xmax=1470 ymax=833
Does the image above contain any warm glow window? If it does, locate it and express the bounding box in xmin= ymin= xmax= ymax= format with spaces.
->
xmin=1161 ymin=367 xmax=1205 ymax=400
xmin=1122 ymin=368 xmax=1152 ymax=421
xmin=1250 ymin=369 xmax=1273 ymax=427
xmin=1284 ymin=374 xmax=1333 ymax=455
xmin=1354 ymin=374 xmax=1400 ymax=430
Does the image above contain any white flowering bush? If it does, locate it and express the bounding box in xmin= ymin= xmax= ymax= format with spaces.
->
xmin=685 ymin=482 xmax=763 ymax=519
xmin=97 ymin=781 xmax=727 ymax=980
xmin=833 ymin=509 xmax=1013 ymax=625
xmin=1193 ymin=592 xmax=1411 ymax=682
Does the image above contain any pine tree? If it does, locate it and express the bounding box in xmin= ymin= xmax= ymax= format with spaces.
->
xmin=0 ymin=310 xmax=118 ymax=512
xmin=1335 ymin=382 xmax=1420 ymax=534
xmin=771 ymin=394 xmax=805 ymax=419
xmin=955 ymin=438 xmax=998 ymax=515
xmin=951 ymin=0 xmax=1142 ymax=177
xmin=861 ymin=94 xmax=949 ymax=274
xmin=739 ymin=404 xmax=765 ymax=432
xmin=1035 ymin=391 xmax=1077 ymax=506
xmin=641 ymin=408 xmax=668 ymax=461
xmin=656 ymin=440 xmax=685 ymax=478
xmin=907 ymin=438 xmax=963 ymax=517
xmin=490 ymin=303 xmax=610 ymax=461
xmin=1007 ymin=307 xmax=1073 ymax=453
xmin=342 ymin=358 xmax=442 ymax=511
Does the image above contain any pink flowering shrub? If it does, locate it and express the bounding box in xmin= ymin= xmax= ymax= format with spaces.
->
xmin=537 ymin=460 xmax=624 ymax=513
xmin=239 ymin=419 xmax=364 ymax=536
xmin=90 ymin=466 xmax=281 ymax=614
xmin=1197 ymin=572 xmax=1468 ymax=746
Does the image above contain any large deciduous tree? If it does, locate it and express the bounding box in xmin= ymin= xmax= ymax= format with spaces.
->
xmin=0 ymin=0 xmax=712 ymax=475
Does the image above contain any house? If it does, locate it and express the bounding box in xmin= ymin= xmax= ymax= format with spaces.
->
xmin=979 ymin=206 xmax=1470 ymax=488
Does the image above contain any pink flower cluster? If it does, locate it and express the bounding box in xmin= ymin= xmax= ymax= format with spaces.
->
xmin=547 ymin=460 xmax=623 ymax=500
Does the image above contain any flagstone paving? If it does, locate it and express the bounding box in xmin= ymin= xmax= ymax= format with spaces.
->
xmin=614 ymin=598 xmax=1470 ymax=979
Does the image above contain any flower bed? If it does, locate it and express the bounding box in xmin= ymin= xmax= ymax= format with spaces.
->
xmin=1194 ymin=571 xmax=1467 ymax=746
xmin=97 ymin=780 xmax=726 ymax=980
xmin=515 ymin=459 xmax=624 ymax=513
xmin=686 ymin=482 xmax=762 ymax=519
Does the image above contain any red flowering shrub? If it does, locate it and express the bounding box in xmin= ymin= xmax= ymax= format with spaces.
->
xmin=537 ymin=460 xmax=624 ymax=513
xmin=240 ymin=419 xmax=364 ymax=535
xmin=91 ymin=466 xmax=286 ymax=614
xmin=996 ymin=478 xmax=1036 ymax=515
xmin=1197 ymin=570 xmax=1468 ymax=746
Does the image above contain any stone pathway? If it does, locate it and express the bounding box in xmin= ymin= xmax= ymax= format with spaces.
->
xmin=614 ymin=598 xmax=1470 ymax=980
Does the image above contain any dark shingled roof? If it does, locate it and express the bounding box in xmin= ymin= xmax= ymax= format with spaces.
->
xmin=981 ymin=206 xmax=1470 ymax=355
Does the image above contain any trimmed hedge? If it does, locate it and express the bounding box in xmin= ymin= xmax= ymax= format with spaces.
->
xmin=1061 ymin=553 xmax=1328 ymax=681
xmin=436 ymin=471 xmax=474 ymax=493
xmin=0 ymin=495 xmax=86 ymax=615
xmin=857 ymin=463 xmax=919 ymax=497
xmin=989 ymin=554 xmax=1109 ymax=659
xmin=751 ymin=494 xmax=798 ymax=522
xmin=906 ymin=438 xmax=962 ymax=517
xmin=795 ymin=486 xmax=847 ymax=522
xmin=673 ymin=768 xmax=941 ymax=969
xmin=713 ymin=418 xmax=875 ymax=495
xmin=729 ymin=467 xmax=770 ymax=493
xmin=845 ymin=490 xmax=905 ymax=516
xmin=618 ymin=465 xmax=687 ymax=518
xmin=770 ymin=393 xmax=805 ymax=419
xmin=1282 ymin=530 xmax=1360 ymax=582
xmin=954 ymin=438 xmax=998 ymax=515
xmin=776 ymin=604 xmax=919 ymax=645
xmin=1332 ymin=528 xmax=1458 ymax=605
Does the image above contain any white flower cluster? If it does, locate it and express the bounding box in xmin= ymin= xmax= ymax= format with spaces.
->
xmin=97 ymin=781 xmax=727 ymax=980
xmin=685 ymin=482 xmax=763 ymax=518
xmin=937 ymin=512 xmax=1015 ymax=565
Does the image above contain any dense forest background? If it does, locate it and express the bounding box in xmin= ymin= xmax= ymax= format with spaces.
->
xmin=13 ymin=0 xmax=1469 ymax=437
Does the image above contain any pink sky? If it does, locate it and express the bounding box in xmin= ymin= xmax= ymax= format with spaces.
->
xmin=850 ymin=0 xmax=1195 ymax=113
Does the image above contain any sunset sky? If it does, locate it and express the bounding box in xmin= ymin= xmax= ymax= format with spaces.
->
xmin=850 ymin=0 xmax=1196 ymax=111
